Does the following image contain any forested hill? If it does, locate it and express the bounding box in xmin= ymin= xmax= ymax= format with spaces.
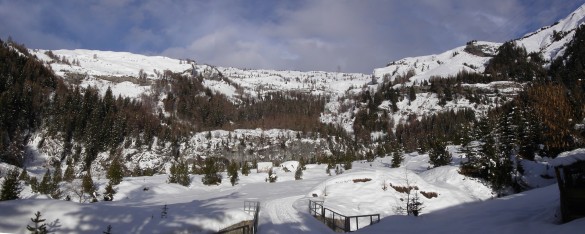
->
xmin=0 ymin=4 xmax=584 ymax=198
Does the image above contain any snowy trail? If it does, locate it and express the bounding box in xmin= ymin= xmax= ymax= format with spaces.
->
xmin=264 ymin=196 xmax=304 ymax=226
xmin=259 ymin=195 xmax=333 ymax=234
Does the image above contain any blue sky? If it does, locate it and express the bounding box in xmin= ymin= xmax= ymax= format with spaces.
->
xmin=1 ymin=0 xmax=584 ymax=73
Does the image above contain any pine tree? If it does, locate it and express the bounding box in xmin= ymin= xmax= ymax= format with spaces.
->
xmin=18 ymin=168 xmax=30 ymax=183
xmin=38 ymin=169 xmax=52 ymax=195
xmin=299 ymin=157 xmax=307 ymax=170
xmin=428 ymin=138 xmax=451 ymax=168
xmin=241 ymin=161 xmax=250 ymax=176
xmin=202 ymin=157 xmax=222 ymax=185
xmin=103 ymin=181 xmax=116 ymax=201
xmin=26 ymin=211 xmax=48 ymax=234
xmin=63 ymin=163 xmax=75 ymax=182
xmin=0 ymin=168 xmax=22 ymax=201
xmin=167 ymin=160 xmax=190 ymax=186
xmin=107 ymin=156 xmax=124 ymax=185
xmin=227 ymin=161 xmax=239 ymax=186
xmin=52 ymin=163 xmax=63 ymax=184
xmin=82 ymin=170 xmax=96 ymax=198
xmin=295 ymin=164 xmax=303 ymax=180
xmin=409 ymin=85 xmax=416 ymax=101
xmin=391 ymin=151 xmax=403 ymax=168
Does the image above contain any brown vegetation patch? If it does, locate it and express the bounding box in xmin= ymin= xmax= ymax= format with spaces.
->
xmin=420 ymin=191 xmax=439 ymax=199
xmin=352 ymin=178 xmax=372 ymax=183
xmin=389 ymin=183 xmax=419 ymax=194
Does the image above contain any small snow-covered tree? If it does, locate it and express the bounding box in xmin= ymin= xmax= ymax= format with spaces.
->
xmin=295 ymin=164 xmax=303 ymax=180
xmin=267 ymin=168 xmax=277 ymax=183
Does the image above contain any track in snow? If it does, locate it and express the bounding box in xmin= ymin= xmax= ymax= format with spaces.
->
xmin=259 ymin=196 xmax=333 ymax=234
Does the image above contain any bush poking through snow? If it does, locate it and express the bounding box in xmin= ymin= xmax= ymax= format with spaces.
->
xmin=352 ymin=178 xmax=372 ymax=183
xmin=420 ymin=191 xmax=439 ymax=199
xmin=267 ymin=168 xmax=277 ymax=183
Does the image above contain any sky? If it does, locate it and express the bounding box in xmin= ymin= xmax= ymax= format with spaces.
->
xmin=1 ymin=0 xmax=584 ymax=73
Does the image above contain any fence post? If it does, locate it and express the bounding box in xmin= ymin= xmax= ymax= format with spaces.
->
xmin=344 ymin=217 xmax=350 ymax=232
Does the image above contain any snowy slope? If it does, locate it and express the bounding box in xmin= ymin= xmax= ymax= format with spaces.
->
xmin=357 ymin=184 xmax=584 ymax=234
xmin=374 ymin=4 xmax=585 ymax=85
xmin=373 ymin=41 xmax=499 ymax=85
xmin=1 ymin=150 xmax=580 ymax=233
xmin=30 ymin=49 xmax=372 ymax=101
xmin=516 ymin=4 xmax=585 ymax=61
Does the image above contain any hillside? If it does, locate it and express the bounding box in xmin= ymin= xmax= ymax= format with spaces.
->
xmin=1 ymin=3 xmax=585 ymax=234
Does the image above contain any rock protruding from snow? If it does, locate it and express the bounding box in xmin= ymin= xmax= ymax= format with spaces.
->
xmin=550 ymin=148 xmax=585 ymax=167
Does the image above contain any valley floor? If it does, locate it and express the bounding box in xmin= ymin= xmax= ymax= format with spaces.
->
xmin=0 ymin=154 xmax=582 ymax=233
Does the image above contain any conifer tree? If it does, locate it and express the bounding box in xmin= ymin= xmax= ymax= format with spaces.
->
xmin=391 ymin=151 xmax=403 ymax=168
xmin=227 ymin=161 xmax=239 ymax=186
xmin=202 ymin=157 xmax=222 ymax=185
xmin=26 ymin=211 xmax=48 ymax=234
xmin=0 ymin=168 xmax=22 ymax=201
xmin=53 ymin=164 xmax=63 ymax=184
xmin=241 ymin=161 xmax=250 ymax=176
xmin=428 ymin=138 xmax=451 ymax=167
xmin=18 ymin=168 xmax=30 ymax=183
xmin=103 ymin=181 xmax=116 ymax=201
xmin=107 ymin=156 xmax=124 ymax=185
xmin=38 ymin=169 xmax=53 ymax=195
xmin=295 ymin=164 xmax=303 ymax=180
xmin=63 ymin=163 xmax=75 ymax=182
xmin=82 ymin=170 xmax=96 ymax=198
xmin=167 ymin=160 xmax=190 ymax=186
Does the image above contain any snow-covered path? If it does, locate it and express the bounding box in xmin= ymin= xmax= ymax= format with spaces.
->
xmin=259 ymin=195 xmax=333 ymax=234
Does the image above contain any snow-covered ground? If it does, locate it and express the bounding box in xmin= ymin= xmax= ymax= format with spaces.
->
xmin=0 ymin=150 xmax=580 ymax=234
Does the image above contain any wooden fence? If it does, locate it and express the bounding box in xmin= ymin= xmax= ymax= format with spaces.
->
xmin=218 ymin=201 xmax=260 ymax=234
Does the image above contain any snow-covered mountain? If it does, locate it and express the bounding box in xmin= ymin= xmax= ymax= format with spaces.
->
xmin=1 ymin=3 xmax=585 ymax=234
